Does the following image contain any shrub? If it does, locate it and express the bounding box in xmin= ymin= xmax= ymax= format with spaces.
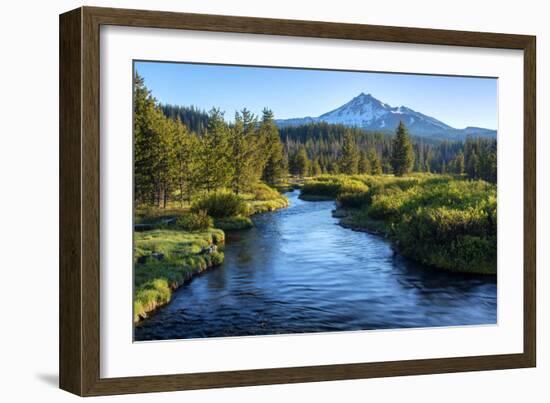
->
xmin=211 ymin=229 xmax=225 ymax=244
xmin=339 ymin=180 xmax=369 ymax=194
xmin=395 ymin=208 xmax=496 ymax=274
xmin=301 ymin=176 xmax=368 ymax=199
xmin=251 ymin=198 xmax=289 ymax=213
xmin=215 ymin=216 xmax=254 ymax=230
xmin=336 ymin=181 xmax=370 ymax=208
xmin=175 ymin=210 xmax=213 ymax=231
xmin=210 ymin=251 xmax=224 ymax=266
xmin=367 ymin=188 xmax=408 ymax=220
xmin=338 ymin=191 xmax=371 ymax=208
xmin=301 ymin=179 xmax=341 ymax=198
xmin=324 ymin=173 xmax=497 ymax=274
xmin=251 ymin=183 xmax=281 ymax=201
xmin=192 ymin=191 xmax=249 ymax=218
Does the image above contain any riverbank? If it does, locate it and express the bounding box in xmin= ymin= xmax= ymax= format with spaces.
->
xmin=135 ymin=189 xmax=497 ymax=341
xmin=300 ymin=174 xmax=497 ymax=274
xmin=134 ymin=183 xmax=289 ymax=323
xmin=134 ymin=228 xmax=225 ymax=323
xmin=333 ymin=207 xmax=389 ymax=236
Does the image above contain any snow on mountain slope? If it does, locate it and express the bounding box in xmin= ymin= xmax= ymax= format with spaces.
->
xmin=275 ymin=92 xmax=496 ymax=141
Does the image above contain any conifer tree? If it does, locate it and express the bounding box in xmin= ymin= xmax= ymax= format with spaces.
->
xmin=172 ymin=119 xmax=199 ymax=205
xmin=340 ymin=131 xmax=359 ymax=174
xmin=198 ymin=108 xmax=233 ymax=192
xmin=133 ymin=73 xmax=173 ymax=206
xmin=391 ymin=121 xmax=414 ymax=176
xmin=466 ymin=151 xmax=478 ymax=178
xmin=260 ymin=109 xmax=286 ymax=185
xmin=358 ymin=150 xmax=370 ymax=174
xmin=229 ymin=111 xmax=258 ymax=194
xmin=367 ymin=149 xmax=382 ymax=175
xmin=453 ymin=151 xmax=465 ymax=174
xmin=133 ymin=73 xmax=157 ymax=205
xmin=440 ymin=160 xmax=447 ymax=174
xmin=310 ymin=157 xmax=322 ymax=176
xmin=295 ymin=146 xmax=310 ymax=177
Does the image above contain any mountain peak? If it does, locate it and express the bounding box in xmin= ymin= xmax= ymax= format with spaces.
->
xmin=354 ymin=92 xmax=376 ymax=101
xmin=275 ymin=92 xmax=496 ymax=141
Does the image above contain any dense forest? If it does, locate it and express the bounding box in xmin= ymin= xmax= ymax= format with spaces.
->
xmin=135 ymin=72 xmax=497 ymax=209
xmin=134 ymin=74 xmax=286 ymax=208
xmin=278 ymin=123 xmax=496 ymax=181
xmin=133 ymin=73 xmax=499 ymax=325
xmin=158 ymin=99 xmax=496 ymax=181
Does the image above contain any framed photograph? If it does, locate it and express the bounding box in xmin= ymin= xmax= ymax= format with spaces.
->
xmin=59 ymin=6 xmax=536 ymax=396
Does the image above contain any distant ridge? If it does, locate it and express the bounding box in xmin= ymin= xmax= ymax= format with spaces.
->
xmin=275 ymin=92 xmax=496 ymax=141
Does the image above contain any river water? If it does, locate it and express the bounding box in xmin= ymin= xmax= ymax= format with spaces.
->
xmin=135 ymin=190 xmax=496 ymax=341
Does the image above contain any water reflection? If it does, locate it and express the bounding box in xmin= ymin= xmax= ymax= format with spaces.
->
xmin=135 ymin=190 xmax=496 ymax=341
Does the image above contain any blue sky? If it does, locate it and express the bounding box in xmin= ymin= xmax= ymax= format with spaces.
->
xmin=135 ymin=61 xmax=497 ymax=130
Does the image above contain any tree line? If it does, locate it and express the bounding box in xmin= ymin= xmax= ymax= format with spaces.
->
xmin=134 ymin=74 xmax=286 ymax=207
xmin=135 ymin=73 xmax=497 ymax=208
xmin=166 ymin=107 xmax=497 ymax=182
xmin=281 ymin=121 xmax=496 ymax=182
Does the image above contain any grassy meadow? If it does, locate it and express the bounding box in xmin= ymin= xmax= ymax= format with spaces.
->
xmin=300 ymin=173 xmax=497 ymax=274
xmin=132 ymin=71 xmax=498 ymax=326
xmin=134 ymin=183 xmax=288 ymax=323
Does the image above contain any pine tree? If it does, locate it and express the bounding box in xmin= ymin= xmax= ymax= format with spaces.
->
xmin=381 ymin=145 xmax=393 ymax=174
xmin=260 ymin=109 xmax=286 ymax=185
xmin=133 ymin=73 xmax=157 ymax=205
xmin=133 ymin=73 xmax=174 ymax=207
xmin=466 ymin=151 xmax=478 ymax=178
xmin=358 ymin=150 xmax=370 ymax=174
xmin=198 ymin=108 xmax=233 ymax=192
xmin=453 ymin=151 xmax=465 ymax=174
xmin=158 ymin=117 xmax=178 ymax=208
xmin=340 ymin=131 xmax=359 ymax=174
xmin=172 ymin=119 xmax=199 ymax=205
xmin=327 ymin=159 xmax=340 ymax=174
xmin=295 ymin=146 xmax=310 ymax=177
xmin=367 ymin=149 xmax=382 ymax=175
xmin=311 ymin=157 xmax=322 ymax=176
xmin=476 ymin=143 xmax=497 ymax=183
xmin=229 ymin=110 xmax=260 ymax=194
xmin=391 ymin=121 xmax=414 ymax=176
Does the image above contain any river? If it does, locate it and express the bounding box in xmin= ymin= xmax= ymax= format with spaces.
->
xmin=135 ymin=190 xmax=496 ymax=341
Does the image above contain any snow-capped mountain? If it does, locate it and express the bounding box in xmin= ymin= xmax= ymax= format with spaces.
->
xmin=275 ymin=92 xmax=496 ymax=141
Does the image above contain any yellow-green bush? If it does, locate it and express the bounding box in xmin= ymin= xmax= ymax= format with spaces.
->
xmin=251 ymin=183 xmax=282 ymax=201
xmin=192 ymin=190 xmax=250 ymax=218
xmin=301 ymin=175 xmax=368 ymax=200
xmin=305 ymin=174 xmax=497 ymax=274
xmin=215 ymin=216 xmax=254 ymax=230
xmin=175 ymin=209 xmax=213 ymax=231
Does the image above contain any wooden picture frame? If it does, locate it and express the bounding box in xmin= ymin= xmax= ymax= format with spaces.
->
xmin=59 ymin=6 xmax=536 ymax=396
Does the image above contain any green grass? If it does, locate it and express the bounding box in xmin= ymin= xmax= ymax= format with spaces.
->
xmin=241 ymin=183 xmax=289 ymax=214
xmin=214 ymin=216 xmax=254 ymax=230
xmin=136 ymin=183 xmax=288 ymax=224
xmin=134 ymin=182 xmax=289 ymax=322
xmin=300 ymin=175 xmax=370 ymax=200
xmin=249 ymin=197 xmax=289 ymax=213
xmin=133 ymin=228 xmax=224 ymax=323
xmin=273 ymin=176 xmax=305 ymax=193
xmin=303 ymin=173 xmax=497 ymax=274
xmin=192 ymin=191 xmax=250 ymax=218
